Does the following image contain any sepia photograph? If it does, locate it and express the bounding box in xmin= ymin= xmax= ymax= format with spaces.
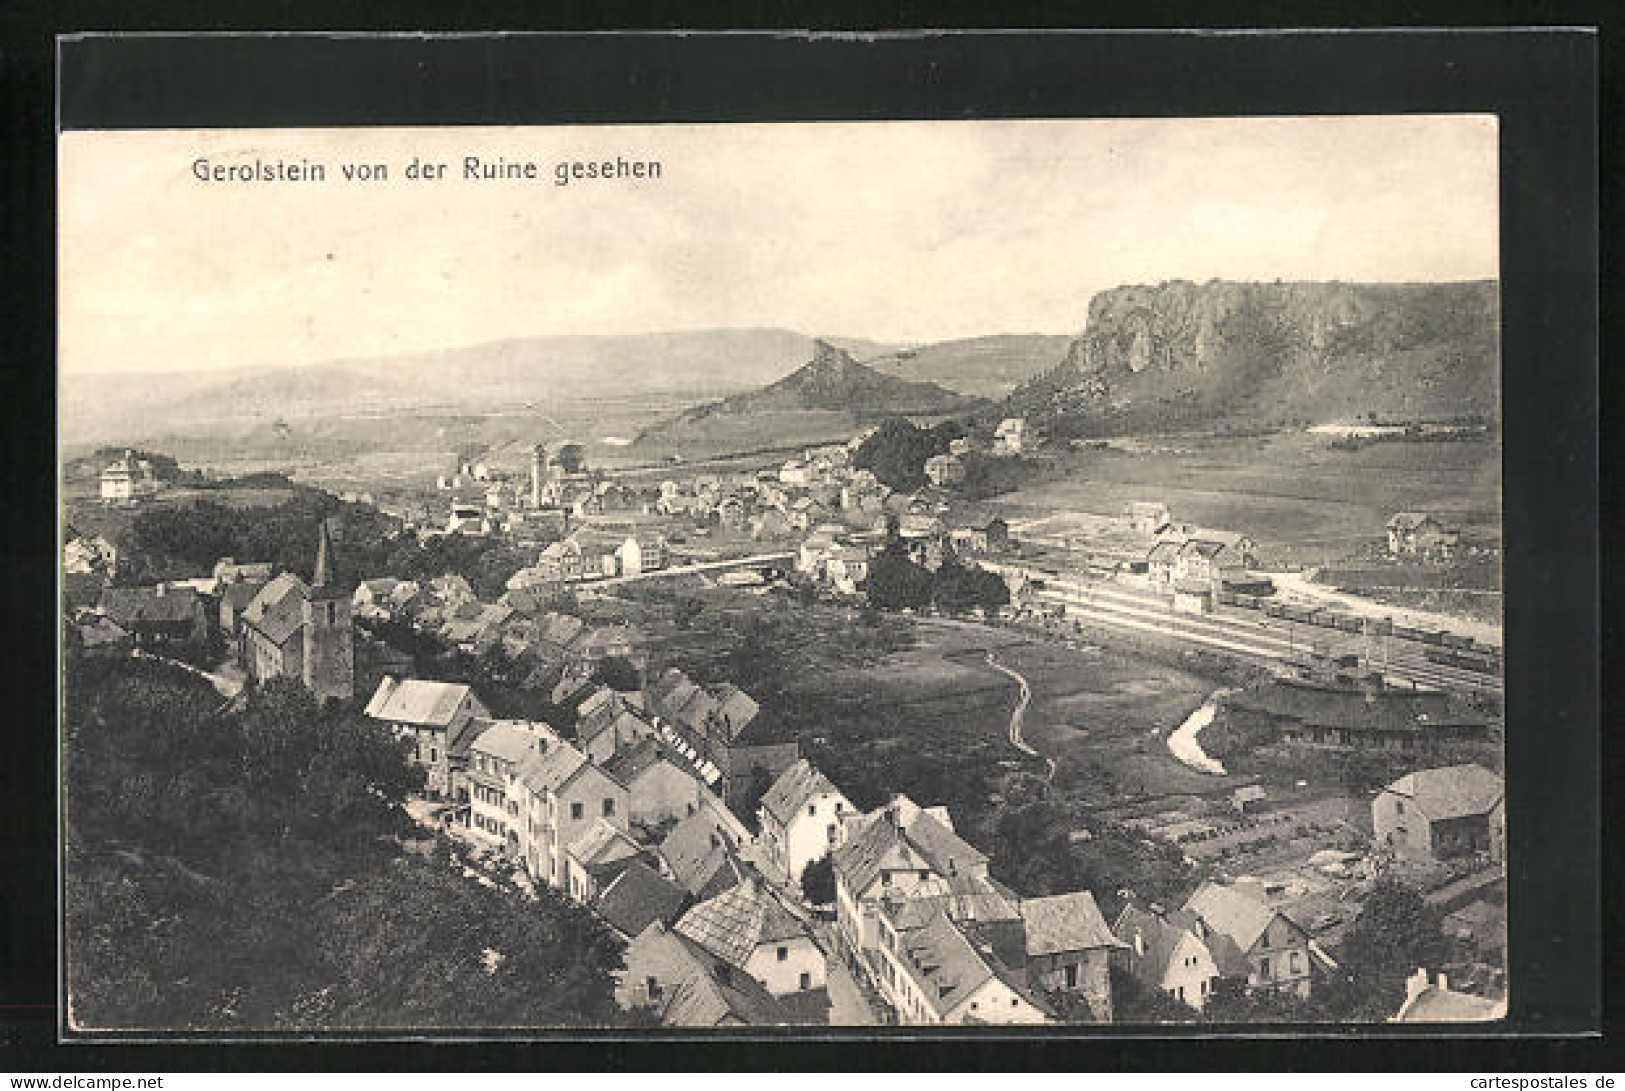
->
xmin=58 ymin=115 xmax=1508 ymax=1034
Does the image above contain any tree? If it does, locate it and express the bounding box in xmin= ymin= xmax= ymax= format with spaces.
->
xmin=800 ymin=853 xmax=835 ymax=906
xmin=865 ymin=541 xmax=933 ymax=611
xmin=852 ymin=418 xmax=948 ymax=491
xmin=1203 ymin=977 xmax=1324 ymax=1023
xmin=1109 ymin=966 xmax=1201 ymax=1024
xmin=673 ymin=596 xmax=704 ymax=630
xmin=1319 ymin=878 xmax=1451 ymax=1021
xmin=552 ymin=443 xmax=587 ymax=475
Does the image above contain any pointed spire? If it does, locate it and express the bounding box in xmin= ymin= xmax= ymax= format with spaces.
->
xmin=312 ymin=518 xmax=339 ymax=591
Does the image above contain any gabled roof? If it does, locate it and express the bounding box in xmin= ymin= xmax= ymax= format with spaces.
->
xmin=364 ymin=678 xmax=476 ymax=727
xmin=1382 ymin=763 xmax=1503 ymax=821
xmin=1019 ymin=891 xmax=1124 ymax=955
xmin=517 ymin=739 xmax=591 ymax=796
xmin=100 ymin=585 xmax=205 ymax=627
xmin=894 ymin=910 xmax=999 ymax=1019
xmin=1387 ymin=511 xmax=1440 ymax=530
xmin=1183 ymin=882 xmax=1294 ymax=954
xmin=594 ymin=860 xmax=689 ymax=938
xmin=468 ymin=719 xmax=549 ymax=765
xmin=566 ymin=816 xmax=644 ymax=870
xmin=659 ymin=810 xmax=746 ymax=898
xmin=601 ymin=736 xmax=694 ymax=788
xmin=657 ymin=932 xmax=795 ymax=1027
xmin=674 ymin=879 xmax=812 ymax=969
xmin=240 ymin=573 xmax=310 ymax=645
xmin=760 ymin=759 xmax=845 ymax=826
xmin=832 ymin=798 xmax=986 ymax=897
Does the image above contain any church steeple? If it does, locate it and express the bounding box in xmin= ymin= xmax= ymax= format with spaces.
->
xmin=311 ymin=518 xmax=342 ymax=598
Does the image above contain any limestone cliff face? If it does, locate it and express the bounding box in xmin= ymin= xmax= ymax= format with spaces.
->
xmin=1012 ymin=279 xmax=1499 ymax=430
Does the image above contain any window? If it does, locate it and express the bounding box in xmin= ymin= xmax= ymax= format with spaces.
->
xmin=1177 ymin=985 xmax=1185 ymax=1001
xmin=777 ymin=946 xmax=788 ymax=962
xmin=1259 ymin=931 xmax=1270 ymax=950
xmin=881 ymin=873 xmax=892 ymax=888
xmin=429 ymin=747 xmax=438 ymax=763
xmin=808 ymin=804 xmax=817 ymax=816
xmin=646 ymin=976 xmax=662 ymax=1001
xmin=1289 ymin=951 xmax=1302 ymax=973
xmin=1396 ymin=800 xmax=1405 ymax=814
xmin=571 ymin=802 xmax=584 ymax=820
xmin=1065 ymin=964 xmax=1078 ymax=989
xmin=799 ymin=972 xmax=812 ymax=991
xmin=827 ymin=823 xmax=838 ymax=844
xmin=1259 ymin=958 xmax=1271 ymax=978
xmin=602 ymin=798 xmax=615 ymax=817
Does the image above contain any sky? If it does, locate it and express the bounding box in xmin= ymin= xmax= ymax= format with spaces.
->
xmin=59 ymin=116 xmax=1499 ymax=377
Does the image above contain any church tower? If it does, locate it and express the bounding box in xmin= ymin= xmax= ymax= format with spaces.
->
xmin=302 ymin=518 xmax=354 ymax=703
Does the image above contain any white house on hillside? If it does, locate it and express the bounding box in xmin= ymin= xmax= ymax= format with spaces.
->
xmin=756 ymin=759 xmax=853 ymax=893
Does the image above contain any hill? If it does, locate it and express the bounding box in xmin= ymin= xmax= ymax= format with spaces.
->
xmin=861 ymin=334 xmax=1074 ymax=399
xmin=1007 ymin=280 xmax=1500 ymax=437
xmin=633 ymin=340 xmax=985 ymax=456
xmin=60 ymin=328 xmax=900 ymax=451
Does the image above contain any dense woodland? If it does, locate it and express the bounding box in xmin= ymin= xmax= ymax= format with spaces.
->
xmin=63 ymin=652 xmax=631 ymax=1030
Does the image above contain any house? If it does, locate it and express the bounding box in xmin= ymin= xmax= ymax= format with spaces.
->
xmin=658 ymin=808 xmax=752 ymax=901
xmin=463 ymin=719 xmax=556 ymax=851
xmin=514 ymin=739 xmax=630 ymax=892
xmin=564 ymin=817 xmax=648 ymax=904
xmin=1181 ymin=882 xmax=1328 ymax=998
xmin=615 ymin=533 xmax=667 ymax=577
xmin=62 ymin=571 xmax=107 ymax=613
xmin=1126 ymin=502 xmax=1172 ymax=535
xmin=1387 ymin=513 xmax=1461 ymax=559
xmin=674 ymin=875 xmax=827 ymax=998
xmin=824 ymin=546 xmax=871 ymax=596
xmin=534 ymin=538 xmax=588 ymax=582
xmin=64 ymin=534 xmax=119 ymax=576
xmin=99 ymin=585 xmax=209 ymax=651
xmin=577 ymin=693 xmax=659 ymax=764
xmin=757 ymin=759 xmax=853 ymax=892
xmin=615 ymin=920 xmax=795 ymax=1026
xmin=594 ymin=859 xmax=691 ymax=940
xmin=352 ymin=577 xmax=403 ymax=618
xmin=427 ymin=573 xmax=476 ymax=609
xmin=213 ymin=557 xmax=273 ymax=586
xmin=99 ymin=450 xmax=160 ymax=504
xmin=1372 ymin=763 xmax=1505 ymax=864
xmin=1392 ymin=967 xmax=1506 ymax=1023
xmin=602 ymin=737 xmax=707 ymax=828
xmin=1113 ymin=903 xmax=1235 ymax=1013
xmin=992 ymin=418 xmax=1027 ymax=455
xmin=749 ymin=508 xmax=793 ymax=541
xmin=218 ymin=579 xmax=267 ymax=642
xmin=832 ymin=794 xmax=990 ymax=957
xmin=1233 ymin=785 xmax=1268 ymax=815
xmin=644 ymin=668 xmax=798 ymax=809
xmin=924 ymin=453 xmax=966 ymax=487
xmin=73 ymin=613 xmax=133 ymax=658
xmin=874 ymin=903 xmax=1052 ymax=1025
xmin=1018 ymin=891 xmax=1123 ymax=1021
xmin=364 ymin=677 xmax=490 ymax=798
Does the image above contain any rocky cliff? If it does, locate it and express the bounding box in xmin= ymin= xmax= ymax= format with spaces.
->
xmin=1009 ymin=280 xmax=1499 ymax=434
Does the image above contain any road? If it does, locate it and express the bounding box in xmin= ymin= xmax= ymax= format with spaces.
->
xmin=132 ymin=648 xmax=244 ymax=700
xmin=1027 ymin=576 xmax=1501 ymax=696
xmin=571 ymin=551 xmax=793 ymax=589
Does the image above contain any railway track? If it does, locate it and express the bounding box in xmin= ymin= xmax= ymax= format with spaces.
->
xmin=1032 ymin=581 xmax=1502 ymax=696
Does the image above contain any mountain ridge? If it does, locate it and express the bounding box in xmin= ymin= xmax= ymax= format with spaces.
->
xmin=1008 ymin=278 xmax=1499 ymax=435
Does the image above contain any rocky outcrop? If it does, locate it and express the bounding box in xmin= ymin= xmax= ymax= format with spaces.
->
xmin=1010 ymin=279 xmax=1499 ymax=432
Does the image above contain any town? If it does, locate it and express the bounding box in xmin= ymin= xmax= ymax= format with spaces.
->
xmin=62 ymin=409 xmax=1507 ymax=1028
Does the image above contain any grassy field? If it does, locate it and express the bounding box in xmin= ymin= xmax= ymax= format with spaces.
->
xmin=983 ymin=431 xmax=1501 ymax=567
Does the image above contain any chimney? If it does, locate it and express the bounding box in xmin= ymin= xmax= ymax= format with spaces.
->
xmin=1405 ymin=968 xmax=1431 ymax=1003
xmin=1437 ymin=972 xmax=1449 ymax=993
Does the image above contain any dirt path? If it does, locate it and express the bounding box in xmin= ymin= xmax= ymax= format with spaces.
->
xmin=984 ymin=650 xmax=1057 ymax=781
